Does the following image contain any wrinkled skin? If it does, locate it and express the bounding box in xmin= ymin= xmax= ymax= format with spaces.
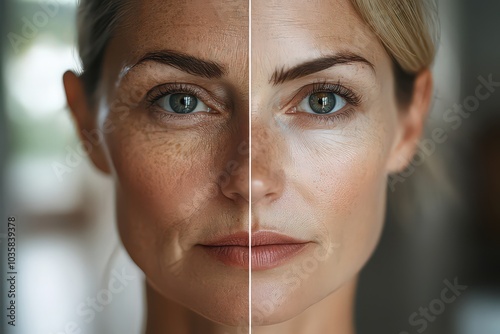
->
xmin=65 ymin=0 xmax=250 ymax=332
xmin=65 ymin=0 xmax=432 ymax=332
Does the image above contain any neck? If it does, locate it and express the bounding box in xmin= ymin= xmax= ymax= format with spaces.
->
xmin=252 ymin=277 xmax=358 ymax=334
xmin=144 ymin=282 xmax=248 ymax=334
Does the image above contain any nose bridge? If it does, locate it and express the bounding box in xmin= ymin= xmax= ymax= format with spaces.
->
xmin=251 ymin=116 xmax=286 ymax=205
xmin=251 ymin=121 xmax=276 ymax=173
xmin=219 ymin=115 xmax=250 ymax=203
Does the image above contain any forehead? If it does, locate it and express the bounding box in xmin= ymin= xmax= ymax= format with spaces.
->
xmin=252 ymin=0 xmax=384 ymax=71
xmin=110 ymin=0 xmax=248 ymax=68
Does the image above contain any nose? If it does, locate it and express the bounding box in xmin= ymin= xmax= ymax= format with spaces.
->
xmin=220 ymin=150 xmax=249 ymax=202
xmin=251 ymin=175 xmax=284 ymax=204
xmin=251 ymin=124 xmax=285 ymax=205
xmin=220 ymin=119 xmax=250 ymax=203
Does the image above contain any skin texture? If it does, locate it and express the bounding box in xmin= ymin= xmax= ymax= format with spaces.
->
xmin=64 ymin=0 xmax=432 ymax=332
xmin=251 ymin=0 xmax=432 ymax=332
xmin=64 ymin=0 xmax=249 ymax=333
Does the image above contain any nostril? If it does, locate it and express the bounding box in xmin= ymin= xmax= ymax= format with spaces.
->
xmin=220 ymin=168 xmax=250 ymax=202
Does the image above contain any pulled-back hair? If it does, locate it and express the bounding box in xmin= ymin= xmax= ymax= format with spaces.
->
xmin=350 ymin=0 xmax=439 ymax=106
xmin=77 ymin=0 xmax=132 ymax=101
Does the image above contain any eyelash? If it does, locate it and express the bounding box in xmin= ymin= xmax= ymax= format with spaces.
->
xmin=143 ymin=81 xmax=360 ymax=126
xmin=287 ymin=81 xmax=362 ymax=125
xmin=145 ymin=83 xmax=218 ymax=121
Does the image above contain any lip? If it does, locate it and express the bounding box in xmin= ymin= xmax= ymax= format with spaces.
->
xmin=200 ymin=231 xmax=309 ymax=270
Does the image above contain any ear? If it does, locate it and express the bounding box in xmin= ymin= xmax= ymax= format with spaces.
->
xmin=386 ymin=69 xmax=433 ymax=173
xmin=63 ymin=71 xmax=111 ymax=174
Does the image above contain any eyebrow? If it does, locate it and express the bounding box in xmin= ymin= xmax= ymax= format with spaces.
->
xmin=270 ymin=52 xmax=375 ymax=85
xmin=131 ymin=50 xmax=226 ymax=78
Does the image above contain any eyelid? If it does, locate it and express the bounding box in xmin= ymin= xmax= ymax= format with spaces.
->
xmin=145 ymin=82 xmax=228 ymax=112
xmin=277 ymin=81 xmax=363 ymax=127
xmin=157 ymin=93 xmax=212 ymax=114
xmin=284 ymin=81 xmax=362 ymax=113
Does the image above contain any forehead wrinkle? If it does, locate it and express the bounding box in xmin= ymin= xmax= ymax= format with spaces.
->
xmin=133 ymin=0 xmax=248 ymax=28
xmin=109 ymin=9 xmax=248 ymax=89
xmin=252 ymin=0 xmax=369 ymax=39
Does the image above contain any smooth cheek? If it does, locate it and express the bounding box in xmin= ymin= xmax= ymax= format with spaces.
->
xmin=254 ymin=113 xmax=395 ymax=323
xmin=302 ymin=75 xmax=398 ymax=281
xmin=306 ymin=136 xmax=387 ymax=282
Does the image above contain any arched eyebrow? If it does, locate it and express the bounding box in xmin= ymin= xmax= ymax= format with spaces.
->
xmin=270 ymin=52 xmax=375 ymax=85
xmin=131 ymin=50 xmax=226 ymax=78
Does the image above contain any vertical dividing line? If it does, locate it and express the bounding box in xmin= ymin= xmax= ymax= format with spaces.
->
xmin=248 ymin=0 xmax=252 ymax=331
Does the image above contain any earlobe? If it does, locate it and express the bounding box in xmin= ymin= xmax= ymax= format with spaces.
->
xmin=63 ymin=71 xmax=111 ymax=174
xmin=386 ymin=69 xmax=434 ymax=173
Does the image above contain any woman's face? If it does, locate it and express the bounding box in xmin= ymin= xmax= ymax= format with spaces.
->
xmin=67 ymin=0 xmax=430 ymax=328
xmin=251 ymin=0 xmax=416 ymax=325
xmin=89 ymin=0 xmax=249 ymax=326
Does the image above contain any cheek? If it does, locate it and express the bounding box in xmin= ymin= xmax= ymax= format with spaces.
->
xmin=101 ymin=115 xmax=228 ymax=268
xmin=252 ymin=125 xmax=391 ymax=325
xmin=111 ymin=133 xmax=217 ymax=220
xmin=289 ymin=124 xmax=388 ymax=217
xmin=287 ymin=117 xmax=393 ymax=274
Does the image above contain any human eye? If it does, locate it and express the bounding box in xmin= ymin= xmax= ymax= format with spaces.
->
xmin=155 ymin=92 xmax=210 ymax=114
xmin=286 ymin=81 xmax=362 ymax=125
xmin=146 ymin=83 xmax=213 ymax=114
xmin=298 ymin=91 xmax=346 ymax=114
xmin=141 ymin=82 xmax=230 ymax=127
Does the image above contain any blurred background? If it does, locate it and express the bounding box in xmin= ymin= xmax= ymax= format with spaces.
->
xmin=0 ymin=0 xmax=499 ymax=333
xmin=357 ymin=1 xmax=500 ymax=334
xmin=0 ymin=1 xmax=145 ymax=333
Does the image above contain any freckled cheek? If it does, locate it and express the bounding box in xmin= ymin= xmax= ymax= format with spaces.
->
xmin=106 ymin=132 xmax=221 ymax=225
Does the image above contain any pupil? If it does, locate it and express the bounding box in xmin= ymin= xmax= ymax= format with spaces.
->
xmin=309 ymin=92 xmax=336 ymax=114
xmin=170 ymin=93 xmax=198 ymax=113
xmin=319 ymin=96 xmax=328 ymax=107
xmin=182 ymin=96 xmax=192 ymax=107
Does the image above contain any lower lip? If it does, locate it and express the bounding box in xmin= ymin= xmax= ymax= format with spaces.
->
xmin=201 ymin=243 xmax=308 ymax=270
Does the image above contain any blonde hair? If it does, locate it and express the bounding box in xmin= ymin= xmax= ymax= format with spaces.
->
xmin=350 ymin=0 xmax=439 ymax=74
xmin=350 ymin=0 xmax=450 ymax=221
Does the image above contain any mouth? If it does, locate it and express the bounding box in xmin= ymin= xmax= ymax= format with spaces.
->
xmin=200 ymin=231 xmax=310 ymax=270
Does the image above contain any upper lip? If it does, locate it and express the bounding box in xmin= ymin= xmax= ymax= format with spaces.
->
xmin=202 ymin=231 xmax=308 ymax=247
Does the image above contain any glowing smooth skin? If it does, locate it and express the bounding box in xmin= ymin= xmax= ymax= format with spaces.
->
xmin=251 ymin=0 xmax=432 ymax=333
xmin=64 ymin=0 xmax=249 ymax=333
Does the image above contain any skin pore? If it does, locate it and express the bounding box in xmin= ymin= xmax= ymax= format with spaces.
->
xmin=63 ymin=0 xmax=433 ymax=332
xmin=251 ymin=0 xmax=432 ymax=333
xmin=65 ymin=0 xmax=249 ymax=333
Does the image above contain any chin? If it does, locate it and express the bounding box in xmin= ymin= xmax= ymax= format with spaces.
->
xmin=146 ymin=265 xmax=250 ymax=326
xmin=250 ymin=268 xmax=330 ymax=326
xmin=251 ymin=276 xmax=319 ymax=326
xmin=183 ymin=291 xmax=250 ymax=327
